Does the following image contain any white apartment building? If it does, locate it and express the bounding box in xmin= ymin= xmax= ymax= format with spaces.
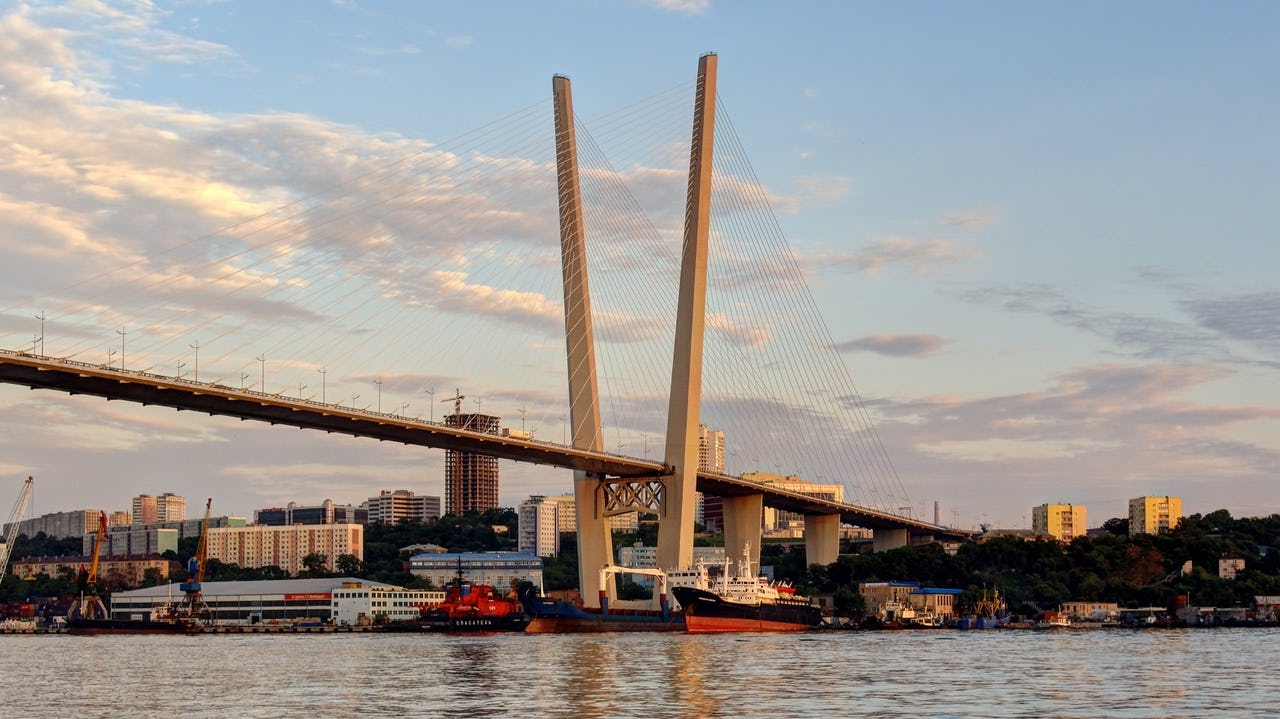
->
xmin=205 ymin=523 xmax=364 ymax=576
xmin=364 ymin=490 xmax=442 ymax=525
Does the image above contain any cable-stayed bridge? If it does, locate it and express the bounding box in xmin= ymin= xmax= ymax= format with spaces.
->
xmin=1 ymin=54 xmax=967 ymax=606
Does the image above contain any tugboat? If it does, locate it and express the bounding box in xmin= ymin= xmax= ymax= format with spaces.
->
xmin=405 ymin=561 xmax=527 ymax=632
xmin=671 ymin=545 xmax=822 ymax=633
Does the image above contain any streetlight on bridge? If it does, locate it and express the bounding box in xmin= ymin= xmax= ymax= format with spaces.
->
xmin=256 ymin=354 xmax=266 ymax=391
xmin=189 ymin=340 xmax=200 ymax=382
xmin=116 ymin=327 xmax=127 ymax=370
xmin=426 ymin=387 xmax=435 ymax=422
xmin=317 ymin=366 xmax=327 ymax=403
xmin=34 ymin=311 xmax=45 ymax=355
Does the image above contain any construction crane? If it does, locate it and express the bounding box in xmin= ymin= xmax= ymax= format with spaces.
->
xmin=67 ymin=511 xmax=109 ymax=621
xmin=176 ymin=498 xmax=213 ymax=623
xmin=0 ymin=476 xmax=35 ymax=587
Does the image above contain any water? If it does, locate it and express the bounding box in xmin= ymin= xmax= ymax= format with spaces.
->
xmin=2 ymin=628 xmax=1276 ymax=718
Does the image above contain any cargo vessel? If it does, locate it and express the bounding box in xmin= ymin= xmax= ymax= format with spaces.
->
xmin=522 ymin=566 xmax=685 ymax=633
xmin=672 ymin=546 xmax=822 ymax=633
xmin=66 ymin=605 xmax=203 ymax=635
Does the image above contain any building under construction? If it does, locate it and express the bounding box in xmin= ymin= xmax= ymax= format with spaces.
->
xmin=443 ymin=412 xmax=501 ymax=515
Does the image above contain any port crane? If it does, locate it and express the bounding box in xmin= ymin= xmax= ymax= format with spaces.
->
xmin=175 ymin=498 xmax=213 ymax=624
xmin=0 ymin=476 xmax=35 ymax=587
xmin=66 ymin=511 xmax=109 ymax=620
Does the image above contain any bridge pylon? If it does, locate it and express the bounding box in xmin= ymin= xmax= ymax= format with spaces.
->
xmin=552 ymin=73 xmax=615 ymax=608
xmin=656 ymin=52 xmax=719 ymax=572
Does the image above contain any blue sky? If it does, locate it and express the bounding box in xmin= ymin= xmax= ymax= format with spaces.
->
xmin=0 ymin=0 xmax=1277 ymax=530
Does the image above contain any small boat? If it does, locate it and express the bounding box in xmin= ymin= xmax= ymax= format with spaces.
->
xmin=672 ymin=545 xmax=822 ymax=633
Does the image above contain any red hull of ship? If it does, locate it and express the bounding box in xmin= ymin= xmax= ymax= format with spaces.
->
xmin=683 ymin=614 xmax=814 ymax=633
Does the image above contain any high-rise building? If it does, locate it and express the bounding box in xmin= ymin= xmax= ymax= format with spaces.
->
xmin=443 ymin=412 xmax=500 ymax=515
xmin=1129 ymin=496 xmax=1183 ymax=535
xmin=156 ymin=493 xmax=186 ymax=522
xmin=108 ymin=511 xmax=131 ymax=527
xmin=256 ymin=500 xmax=370 ymax=526
xmin=1032 ymin=503 xmax=1087 ymax=541
xmin=695 ymin=424 xmax=727 ymax=532
xmin=132 ymin=494 xmax=157 ymax=524
xmin=518 ymin=494 xmax=576 ymax=557
xmin=362 ymin=491 xmax=441 ymax=525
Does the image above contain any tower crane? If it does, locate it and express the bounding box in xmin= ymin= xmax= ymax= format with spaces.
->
xmin=0 ymin=476 xmax=35 ymax=587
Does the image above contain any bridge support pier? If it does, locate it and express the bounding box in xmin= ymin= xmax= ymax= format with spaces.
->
xmin=721 ymin=494 xmax=763 ymax=573
xmin=804 ymin=513 xmax=840 ymax=567
xmin=873 ymin=527 xmax=909 ymax=552
xmin=574 ymin=473 xmax=613 ymax=606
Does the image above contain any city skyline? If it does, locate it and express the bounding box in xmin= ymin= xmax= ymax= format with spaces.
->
xmin=0 ymin=2 xmax=1277 ymax=530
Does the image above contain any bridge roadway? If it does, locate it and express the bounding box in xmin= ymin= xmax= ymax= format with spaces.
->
xmin=0 ymin=349 xmax=968 ymax=539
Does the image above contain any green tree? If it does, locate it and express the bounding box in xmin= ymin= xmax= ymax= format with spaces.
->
xmin=335 ymin=553 xmax=365 ymax=577
xmin=300 ymin=552 xmax=329 ymax=577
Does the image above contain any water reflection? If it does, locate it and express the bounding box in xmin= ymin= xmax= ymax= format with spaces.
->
xmin=3 ymin=629 xmax=1280 ymax=718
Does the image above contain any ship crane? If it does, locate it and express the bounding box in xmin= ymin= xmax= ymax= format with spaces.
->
xmin=176 ymin=498 xmax=213 ymax=624
xmin=66 ymin=511 xmax=109 ymax=621
xmin=0 ymin=476 xmax=35 ymax=587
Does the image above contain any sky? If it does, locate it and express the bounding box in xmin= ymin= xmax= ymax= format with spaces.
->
xmin=0 ymin=0 xmax=1277 ymax=531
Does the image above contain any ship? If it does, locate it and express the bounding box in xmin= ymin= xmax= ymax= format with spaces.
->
xmin=66 ymin=605 xmax=204 ymax=635
xmin=522 ymin=565 xmax=685 ymax=633
xmin=401 ymin=563 xmax=528 ymax=632
xmin=954 ymin=587 xmax=1010 ymax=629
xmin=671 ymin=545 xmax=823 ymax=633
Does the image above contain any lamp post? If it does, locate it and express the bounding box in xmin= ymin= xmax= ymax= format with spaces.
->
xmin=240 ymin=372 xmax=250 ymax=390
xmin=189 ymin=340 xmax=200 ymax=382
xmin=351 ymin=393 xmax=359 ymax=409
xmin=317 ymin=366 xmax=327 ymax=403
xmin=256 ymin=353 xmax=266 ymax=391
xmin=426 ymin=387 xmax=435 ymax=422
xmin=298 ymin=380 xmax=307 ymax=399
xmin=34 ymin=311 xmax=45 ymax=355
xmin=107 ymin=347 xmax=116 ymax=368
xmin=559 ymin=415 xmax=566 ymax=445
xmin=116 ymin=326 xmax=127 ymax=369
xmin=374 ymin=377 xmax=382 ymax=413
xmin=177 ymin=361 xmax=185 ymax=379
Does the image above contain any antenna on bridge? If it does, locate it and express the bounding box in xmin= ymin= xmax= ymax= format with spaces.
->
xmin=447 ymin=388 xmax=465 ymax=417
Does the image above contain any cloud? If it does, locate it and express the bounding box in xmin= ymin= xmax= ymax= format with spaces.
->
xmin=791 ymin=175 xmax=852 ymax=203
xmin=836 ymin=334 xmax=946 ymax=358
xmin=1181 ymin=290 xmax=1280 ymax=354
xmin=940 ymin=211 xmax=997 ymax=229
xmin=812 ymin=236 xmax=980 ymax=276
xmin=802 ymin=87 xmax=819 ymax=100
xmin=635 ymin=0 xmax=712 ymax=14
xmin=960 ymin=280 xmax=1280 ymax=365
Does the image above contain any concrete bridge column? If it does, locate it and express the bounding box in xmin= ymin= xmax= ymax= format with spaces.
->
xmin=804 ymin=513 xmax=840 ymax=567
xmin=721 ymin=494 xmax=763 ymax=574
xmin=873 ymin=527 xmax=909 ymax=552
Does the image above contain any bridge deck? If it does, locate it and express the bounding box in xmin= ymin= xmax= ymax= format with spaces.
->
xmin=0 ymin=350 xmax=969 ymax=538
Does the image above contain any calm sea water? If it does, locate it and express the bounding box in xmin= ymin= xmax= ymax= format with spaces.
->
xmin=2 ymin=628 xmax=1275 ymax=718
